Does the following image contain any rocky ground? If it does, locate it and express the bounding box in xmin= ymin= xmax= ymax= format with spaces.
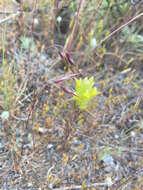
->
xmin=0 ymin=1 xmax=143 ymax=190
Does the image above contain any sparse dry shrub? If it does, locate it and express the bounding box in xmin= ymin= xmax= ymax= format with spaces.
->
xmin=0 ymin=0 xmax=143 ymax=189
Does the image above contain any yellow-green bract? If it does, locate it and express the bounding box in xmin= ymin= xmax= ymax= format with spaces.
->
xmin=73 ymin=77 xmax=100 ymax=110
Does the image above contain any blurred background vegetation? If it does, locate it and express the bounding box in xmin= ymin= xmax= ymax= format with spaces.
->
xmin=0 ymin=0 xmax=143 ymax=189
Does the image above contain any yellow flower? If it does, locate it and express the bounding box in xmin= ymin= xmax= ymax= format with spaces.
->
xmin=73 ymin=77 xmax=100 ymax=110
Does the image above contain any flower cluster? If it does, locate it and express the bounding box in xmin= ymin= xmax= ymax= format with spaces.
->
xmin=73 ymin=77 xmax=99 ymax=110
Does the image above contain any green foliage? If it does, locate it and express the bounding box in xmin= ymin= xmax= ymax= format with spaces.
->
xmin=0 ymin=60 xmax=18 ymax=110
xmin=120 ymin=23 xmax=143 ymax=48
xmin=0 ymin=111 xmax=9 ymax=120
xmin=20 ymin=36 xmax=36 ymax=53
xmin=73 ymin=77 xmax=100 ymax=110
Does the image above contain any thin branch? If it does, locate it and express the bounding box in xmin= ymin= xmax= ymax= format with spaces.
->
xmin=64 ymin=0 xmax=85 ymax=51
xmin=53 ymin=182 xmax=108 ymax=190
xmin=98 ymin=12 xmax=143 ymax=47
xmin=0 ymin=12 xmax=20 ymax=25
